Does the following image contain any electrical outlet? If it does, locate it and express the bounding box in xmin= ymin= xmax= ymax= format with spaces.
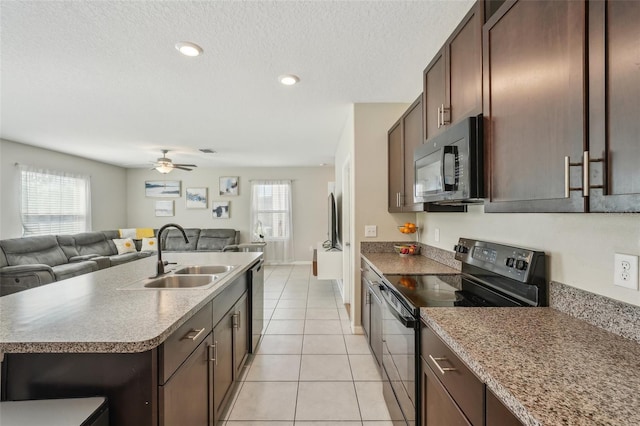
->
xmin=364 ymin=225 xmax=377 ymax=238
xmin=434 ymin=228 xmax=440 ymax=242
xmin=614 ymin=253 xmax=639 ymax=290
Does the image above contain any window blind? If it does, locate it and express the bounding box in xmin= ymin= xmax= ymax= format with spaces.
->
xmin=20 ymin=166 xmax=92 ymax=236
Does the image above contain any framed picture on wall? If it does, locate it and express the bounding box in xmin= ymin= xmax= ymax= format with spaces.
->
xmin=219 ymin=176 xmax=239 ymax=196
xmin=155 ymin=200 xmax=174 ymax=217
xmin=212 ymin=201 xmax=230 ymax=219
xmin=145 ymin=180 xmax=181 ymax=198
xmin=186 ymin=187 xmax=208 ymax=209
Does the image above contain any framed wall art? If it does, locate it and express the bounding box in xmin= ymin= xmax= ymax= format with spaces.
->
xmin=186 ymin=187 xmax=208 ymax=209
xmin=145 ymin=180 xmax=181 ymax=198
xmin=155 ymin=200 xmax=175 ymax=217
xmin=212 ymin=201 xmax=230 ymax=219
xmin=219 ymin=176 xmax=239 ymax=196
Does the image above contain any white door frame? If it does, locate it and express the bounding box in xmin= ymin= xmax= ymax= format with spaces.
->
xmin=341 ymin=157 xmax=352 ymax=305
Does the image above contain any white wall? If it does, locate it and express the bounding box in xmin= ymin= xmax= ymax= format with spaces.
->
xmin=126 ymin=166 xmax=334 ymax=262
xmin=0 ymin=139 xmax=127 ymax=239
xmin=418 ymin=206 xmax=640 ymax=307
xmin=335 ymin=103 xmax=414 ymax=331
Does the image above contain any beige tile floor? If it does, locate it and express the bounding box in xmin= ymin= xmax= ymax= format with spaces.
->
xmin=224 ymin=264 xmax=393 ymax=426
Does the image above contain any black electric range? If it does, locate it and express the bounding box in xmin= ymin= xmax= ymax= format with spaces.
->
xmin=377 ymin=238 xmax=547 ymax=426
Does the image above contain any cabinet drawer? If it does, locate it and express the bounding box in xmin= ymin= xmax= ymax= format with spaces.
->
xmin=421 ymin=326 xmax=483 ymax=426
xmin=160 ymin=301 xmax=213 ymax=383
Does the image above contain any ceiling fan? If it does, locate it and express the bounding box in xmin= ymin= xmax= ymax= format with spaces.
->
xmin=152 ymin=150 xmax=197 ymax=173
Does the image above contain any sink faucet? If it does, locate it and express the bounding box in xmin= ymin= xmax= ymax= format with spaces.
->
xmin=156 ymin=223 xmax=189 ymax=277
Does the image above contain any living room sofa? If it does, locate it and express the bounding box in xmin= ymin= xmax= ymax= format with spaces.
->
xmin=0 ymin=228 xmax=240 ymax=297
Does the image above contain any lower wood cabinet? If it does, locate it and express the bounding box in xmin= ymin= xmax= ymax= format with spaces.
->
xmin=160 ymin=333 xmax=213 ymax=426
xmin=420 ymin=323 xmax=524 ymax=426
xmin=486 ymin=388 xmax=523 ymax=426
xmin=213 ymin=310 xmax=234 ymax=423
xmin=233 ymin=292 xmax=249 ymax=379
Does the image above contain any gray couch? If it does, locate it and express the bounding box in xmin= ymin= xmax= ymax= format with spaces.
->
xmin=0 ymin=228 xmax=240 ymax=297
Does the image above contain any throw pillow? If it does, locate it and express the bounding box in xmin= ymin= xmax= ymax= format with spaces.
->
xmin=141 ymin=237 xmax=158 ymax=252
xmin=118 ymin=228 xmax=136 ymax=239
xmin=113 ymin=238 xmax=137 ymax=254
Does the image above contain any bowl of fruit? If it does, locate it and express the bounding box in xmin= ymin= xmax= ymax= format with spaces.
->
xmin=394 ymin=244 xmax=420 ymax=257
xmin=398 ymin=222 xmax=418 ymax=234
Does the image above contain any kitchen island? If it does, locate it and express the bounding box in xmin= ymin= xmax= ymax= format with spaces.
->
xmin=0 ymin=251 xmax=262 ymax=425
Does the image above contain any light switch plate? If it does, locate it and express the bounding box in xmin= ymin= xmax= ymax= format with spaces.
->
xmin=614 ymin=253 xmax=639 ymax=290
xmin=365 ymin=225 xmax=377 ymax=238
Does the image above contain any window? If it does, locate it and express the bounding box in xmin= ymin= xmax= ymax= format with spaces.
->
xmin=20 ymin=165 xmax=92 ymax=236
xmin=250 ymin=180 xmax=293 ymax=263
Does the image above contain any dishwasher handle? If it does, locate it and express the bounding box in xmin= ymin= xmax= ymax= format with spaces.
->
xmin=379 ymin=285 xmax=416 ymax=328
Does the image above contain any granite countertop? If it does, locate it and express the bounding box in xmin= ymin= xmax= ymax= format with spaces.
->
xmin=421 ymin=307 xmax=640 ymax=426
xmin=362 ymin=252 xmax=459 ymax=276
xmin=0 ymin=252 xmax=261 ymax=354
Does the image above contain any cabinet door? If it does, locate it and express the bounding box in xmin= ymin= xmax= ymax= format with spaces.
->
xmin=486 ymin=388 xmax=523 ymax=426
xmin=361 ymin=278 xmax=371 ymax=340
xmin=448 ymin=2 xmax=483 ymax=124
xmin=213 ymin=315 xmax=234 ymax=423
xmin=402 ymin=96 xmax=424 ymax=211
xmin=424 ymin=49 xmax=447 ymax=141
xmin=483 ymin=0 xmax=587 ymax=212
xmin=369 ymin=286 xmax=383 ymax=367
xmin=421 ymin=358 xmax=472 ymax=426
xmin=233 ymin=292 xmax=249 ymax=379
xmin=388 ymin=119 xmax=404 ymax=212
xmin=159 ymin=333 xmax=213 ymax=426
xmin=588 ymin=0 xmax=640 ymax=212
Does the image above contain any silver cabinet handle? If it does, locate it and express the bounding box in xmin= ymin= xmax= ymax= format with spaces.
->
xmin=564 ymin=156 xmax=570 ymax=198
xmin=428 ymin=354 xmax=456 ymax=375
xmin=209 ymin=341 xmax=218 ymax=365
xmin=232 ymin=313 xmax=239 ymax=329
xmin=437 ymin=106 xmax=441 ymax=128
xmin=582 ymin=151 xmax=590 ymax=197
xmin=183 ymin=328 xmax=205 ymax=341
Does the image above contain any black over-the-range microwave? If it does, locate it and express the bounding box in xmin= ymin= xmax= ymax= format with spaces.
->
xmin=413 ymin=114 xmax=484 ymax=204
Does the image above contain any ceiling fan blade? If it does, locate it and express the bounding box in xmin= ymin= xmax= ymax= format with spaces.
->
xmin=174 ymin=166 xmax=194 ymax=171
xmin=173 ymin=163 xmax=197 ymax=167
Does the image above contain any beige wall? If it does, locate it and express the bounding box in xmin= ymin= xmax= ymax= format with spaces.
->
xmin=126 ymin=166 xmax=334 ymax=262
xmin=335 ymin=103 xmax=414 ymax=331
xmin=0 ymin=139 xmax=127 ymax=239
xmin=418 ymin=206 xmax=640 ymax=307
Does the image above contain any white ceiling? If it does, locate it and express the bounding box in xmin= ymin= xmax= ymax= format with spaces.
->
xmin=1 ymin=0 xmax=474 ymax=169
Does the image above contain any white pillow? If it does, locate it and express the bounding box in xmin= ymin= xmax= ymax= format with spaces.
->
xmin=141 ymin=237 xmax=158 ymax=252
xmin=113 ymin=238 xmax=137 ymax=254
xmin=118 ymin=228 xmax=136 ymax=239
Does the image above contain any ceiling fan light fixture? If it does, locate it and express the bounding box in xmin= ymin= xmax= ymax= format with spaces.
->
xmin=155 ymin=163 xmax=173 ymax=174
xmin=279 ymin=74 xmax=300 ymax=86
xmin=175 ymin=41 xmax=203 ymax=57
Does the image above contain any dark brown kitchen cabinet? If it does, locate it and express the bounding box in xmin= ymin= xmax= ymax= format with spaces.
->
xmin=423 ymin=1 xmax=483 ymax=141
xmin=160 ymin=333 xmax=213 ymax=426
xmin=486 ymin=388 xmax=523 ymax=426
xmin=483 ymin=0 xmax=587 ymax=212
xmin=213 ymin=310 xmax=234 ymax=423
xmin=232 ymin=292 xmax=249 ymax=378
xmin=588 ymin=0 xmax=640 ymax=212
xmin=421 ymin=357 xmax=472 ymax=426
xmin=388 ymin=119 xmax=404 ymax=212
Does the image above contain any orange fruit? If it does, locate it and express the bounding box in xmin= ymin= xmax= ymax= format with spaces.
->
xmin=404 ymin=222 xmax=412 ymax=228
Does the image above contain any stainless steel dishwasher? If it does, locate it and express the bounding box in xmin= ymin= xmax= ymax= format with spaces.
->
xmin=248 ymin=259 xmax=264 ymax=352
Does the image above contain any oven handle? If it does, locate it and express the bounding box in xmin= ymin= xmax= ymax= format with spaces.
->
xmin=379 ymin=285 xmax=416 ymax=328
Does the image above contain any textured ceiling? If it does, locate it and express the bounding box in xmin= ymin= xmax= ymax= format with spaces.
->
xmin=1 ymin=0 xmax=474 ymax=168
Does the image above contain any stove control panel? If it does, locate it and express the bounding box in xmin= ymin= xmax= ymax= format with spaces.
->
xmin=454 ymin=238 xmax=546 ymax=284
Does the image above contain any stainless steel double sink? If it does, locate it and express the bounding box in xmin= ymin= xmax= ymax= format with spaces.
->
xmin=121 ymin=265 xmax=237 ymax=290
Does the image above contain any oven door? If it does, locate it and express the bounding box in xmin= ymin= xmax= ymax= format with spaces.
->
xmin=380 ymin=283 xmax=418 ymax=426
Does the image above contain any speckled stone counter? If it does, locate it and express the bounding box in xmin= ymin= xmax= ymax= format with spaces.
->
xmin=421 ymin=307 xmax=640 ymax=426
xmin=0 ymin=252 xmax=261 ymax=354
xmin=361 ymin=252 xmax=459 ymax=276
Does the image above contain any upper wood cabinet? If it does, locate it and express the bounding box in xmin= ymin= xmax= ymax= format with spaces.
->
xmin=483 ymin=0 xmax=587 ymax=212
xmin=423 ymin=2 xmax=483 ymax=142
xmin=389 ymin=95 xmax=423 ymax=212
xmin=588 ymin=0 xmax=640 ymax=212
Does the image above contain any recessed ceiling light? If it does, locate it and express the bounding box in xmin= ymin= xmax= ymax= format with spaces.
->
xmin=279 ymin=74 xmax=300 ymax=86
xmin=175 ymin=41 xmax=203 ymax=57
